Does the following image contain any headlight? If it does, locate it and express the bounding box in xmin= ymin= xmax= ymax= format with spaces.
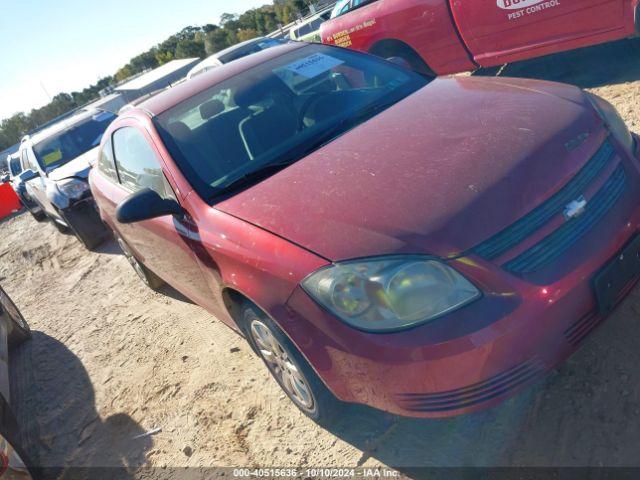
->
xmin=57 ymin=178 xmax=89 ymax=200
xmin=302 ymin=256 xmax=480 ymax=332
xmin=586 ymin=92 xmax=634 ymax=153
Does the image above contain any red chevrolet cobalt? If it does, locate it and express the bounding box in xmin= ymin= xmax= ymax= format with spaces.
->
xmin=90 ymin=42 xmax=640 ymax=422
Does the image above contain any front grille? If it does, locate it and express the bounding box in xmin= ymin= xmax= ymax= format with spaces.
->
xmin=396 ymin=358 xmax=545 ymax=413
xmin=471 ymin=140 xmax=624 ymax=274
xmin=506 ymin=165 xmax=626 ymax=274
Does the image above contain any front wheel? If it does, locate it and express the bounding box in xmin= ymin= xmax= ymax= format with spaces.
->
xmin=28 ymin=209 xmax=46 ymax=222
xmin=116 ymin=237 xmax=164 ymax=291
xmin=241 ymin=303 xmax=343 ymax=424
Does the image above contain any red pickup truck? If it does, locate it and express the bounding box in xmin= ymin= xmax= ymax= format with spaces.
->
xmin=320 ymin=0 xmax=639 ymax=75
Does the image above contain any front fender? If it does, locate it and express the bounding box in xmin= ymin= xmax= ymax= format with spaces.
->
xmin=46 ymin=183 xmax=70 ymax=210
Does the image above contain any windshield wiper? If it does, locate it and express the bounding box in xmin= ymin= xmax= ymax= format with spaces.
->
xmin=210 ymin=123 xmax=353 ymax=199
xmin=210 ymin=92 xmax=403 ymax=199
xmin=210 ymin=161 xmax=299 ymax=198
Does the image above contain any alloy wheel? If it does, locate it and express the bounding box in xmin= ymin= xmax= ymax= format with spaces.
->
xmin=250 ymin=320 xmax=315 ymax=412
xmin=117 ymin=238 xmax=149 ymax=286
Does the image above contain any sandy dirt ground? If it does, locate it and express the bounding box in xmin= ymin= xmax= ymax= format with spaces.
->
xmin=2 ymin=37 xmax=640 ymax=479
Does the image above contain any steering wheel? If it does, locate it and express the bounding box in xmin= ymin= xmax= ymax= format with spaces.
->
xmin=297 ymin=91 xmax=337 ymax=131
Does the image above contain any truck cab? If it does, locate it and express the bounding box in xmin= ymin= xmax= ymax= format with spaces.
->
xmin=321 ymin=0 xmax=639 ymax=75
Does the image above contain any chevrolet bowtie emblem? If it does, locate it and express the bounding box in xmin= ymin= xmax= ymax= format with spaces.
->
xmin=563 ymin=196 xmax=588 ymax=221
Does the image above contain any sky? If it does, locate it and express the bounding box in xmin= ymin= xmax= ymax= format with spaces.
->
xmin=0 ymin=0 xmax=269 ymax=120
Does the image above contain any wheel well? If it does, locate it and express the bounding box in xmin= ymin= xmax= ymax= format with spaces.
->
xmin=369 ymin=39 xmax=435 ymax=77
xmin=221 ymin=288 xmax=249 ymax=334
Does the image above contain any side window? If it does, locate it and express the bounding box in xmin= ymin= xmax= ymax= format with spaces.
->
xmin=339 ymin=0 xmax=370 ymax=16
xmin=112 ymin=127 xmax=175 ymax=199
xmin=97 ymin=137 xmax=118 ymax=181
xmin=299 ymin=23 xmax=312 ymax=37
xmin=20 ymin=149 xmax=30 ymax=171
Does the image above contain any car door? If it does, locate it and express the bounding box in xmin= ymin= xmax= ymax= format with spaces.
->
xmin=108 ymin=123 xmax=213 ymax=305
xmin=451 ymin=0 xmax=630 ymax=67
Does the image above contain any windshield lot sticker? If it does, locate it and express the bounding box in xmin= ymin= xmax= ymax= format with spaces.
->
xmin=499 ymin=0 xmax=560 ymax=20
xmin=42 ymin=149 xmax=62 ymax=165
xmin=283 ymin=53 xmax=344 ymax=78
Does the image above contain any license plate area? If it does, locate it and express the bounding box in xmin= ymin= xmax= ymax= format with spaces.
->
xmin=593 ymin=235 xmax=640 ymax=313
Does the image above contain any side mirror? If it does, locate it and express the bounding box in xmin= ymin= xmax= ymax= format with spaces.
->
xmin=20 ymin=169 xmax=39 ymax=182
xmin=116 ymin=188 xmax=182 ymax=224
xmin=0 ymin=174 xmax=9 ymax=184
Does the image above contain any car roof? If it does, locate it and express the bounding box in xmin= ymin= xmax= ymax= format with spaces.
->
xmin=213 ymin=36 xmax=270 ymax=59
xmin=26 ymin=108 xmax=107 ymax=145
xmin=295 ymin=5 xmax=334 ymax=25
xmin=137 ymin=42 xmax=307 ymax=117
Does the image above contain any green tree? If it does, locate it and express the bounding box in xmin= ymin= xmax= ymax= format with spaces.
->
xmin=204 ymin=29 xmax=232 ymax=54
xmin=175 ymin=39 xmax=206 ymax=59
xmin=237 ymin=29 xmax=259 ymax=42
xmin=155 ymin=50 xmax=174 ymax=65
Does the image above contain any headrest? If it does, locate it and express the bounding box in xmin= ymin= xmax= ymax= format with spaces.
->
xmin=234 ymin=76 xmax=288 ymax=108
xmin=199 ymin=99 xmax=225 ymax=119
xmin=166 ymin=121 xmax=193 ymax=142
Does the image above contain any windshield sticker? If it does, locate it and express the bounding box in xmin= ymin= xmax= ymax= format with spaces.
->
xmin=498 ymin=0 xmax=560 ymax=20
xmin=325 ymin=19 xmax=376 ymax=48
xmin=282 ymin=53 xmax=344 ymax=78
xmin=42 ymin=149 xmax=62 ymax=165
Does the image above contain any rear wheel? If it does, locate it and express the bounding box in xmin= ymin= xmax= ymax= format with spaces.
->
xmin=240 ymin=303 xmax=343 ymax=425
xmin=116 ymin=237 xmax=164 ymax=290
xmin=28 ymin=209 xmax=46 ymax=222
xmin=370 ymin=40 xmax=435 ymax=78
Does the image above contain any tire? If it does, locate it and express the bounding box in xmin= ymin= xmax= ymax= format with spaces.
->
xmin=51 ymin=218 xmax=71 ymax=234
xmin=370 ymin=41 xmax=435 ymax=78
xmin=116 ymin=236 xmax=164 ymax=290
xmin=0 ymin=287 xmax=31 ymax=347
xmin=28 ymin=209 xmax=46 ymax=222
xmin=240 ymin=303 xmax=343 ymax=425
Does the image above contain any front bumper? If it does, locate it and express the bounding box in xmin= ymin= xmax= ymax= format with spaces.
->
xmin=281 ymin=138 xmax=640 ymax=419
xmin=59 ymin=197 xmax=109 ymax=247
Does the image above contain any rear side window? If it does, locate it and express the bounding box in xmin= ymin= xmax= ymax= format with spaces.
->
xmin=97 ymin=138 xmax=118 ymax=181
xmin=295 ymin=23 xmax=312 ymax=37
xmin=112 ymin=127 xmax=174 ymax=199
xmin=20 ymin=149 xmax=31 ymax=171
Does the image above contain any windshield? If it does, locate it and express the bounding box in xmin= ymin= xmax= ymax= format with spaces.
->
xmin=154 ymin=45 xmax=427 ymax=200
xmin=33 ymin=111 xmax=117 ymax=172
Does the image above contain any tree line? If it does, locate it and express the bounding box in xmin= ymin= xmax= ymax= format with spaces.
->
xmin=0 ymin=0 xmax=314 ymax=152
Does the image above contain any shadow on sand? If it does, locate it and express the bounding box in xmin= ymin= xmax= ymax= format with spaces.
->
xmin=10 ymin=331 xmax=152 ymax=479
xmin=474 ymin=37 xmax=640 ymax=89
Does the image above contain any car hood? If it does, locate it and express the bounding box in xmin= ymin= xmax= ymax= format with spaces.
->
xmin=216 ymin=76 xmax=604 ymax=261
xmin=47 ymin=147 xmax=98 ymax=181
